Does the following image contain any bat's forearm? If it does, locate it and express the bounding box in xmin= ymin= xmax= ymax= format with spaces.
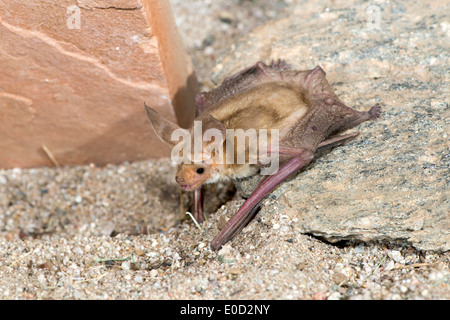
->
xmin=211 ymin=149 xmax=314 ymax=250
xmin=193 ymin=188 xmax=204 ymax=223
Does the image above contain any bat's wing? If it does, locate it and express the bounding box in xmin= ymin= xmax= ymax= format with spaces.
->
xmin=209 ymin=65 xmax=382 ymax=250
xmin=195 ymin=61 xmax=289 ymax=115
xmin=279 ymin=66 xmax=382 ymax=150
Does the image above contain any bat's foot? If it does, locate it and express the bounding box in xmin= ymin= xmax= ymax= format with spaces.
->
xmin=368 ymin=103 xmax=382 ymax=120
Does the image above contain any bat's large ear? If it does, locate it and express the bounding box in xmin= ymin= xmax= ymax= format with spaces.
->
xmin=201 ymin=114 xmax=226 ymax=136
xmin=304 ymin=66 xmax=336 ymax=97
xmin=200 ymin=114 xmax=226 ymax=159
xmin=144 ymin=103 xmax=188 ymax=148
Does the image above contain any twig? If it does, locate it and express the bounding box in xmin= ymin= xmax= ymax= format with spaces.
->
xmin=366 ymin=254 xmax=387 ymax=279
xmin=96 ymin=256 xmax=131 ymax=263
xmin=74 ymin=271 xmax=110 ymax=283
xmin=42 ymin=144 xmax=60 ymax=167
xmin=9 ymin=251 xmax=32 ymax=267
xmin=432 ymin=274 xmax=450 ymax=288
xmin=186 ymin=212 xmax=202 ymax=231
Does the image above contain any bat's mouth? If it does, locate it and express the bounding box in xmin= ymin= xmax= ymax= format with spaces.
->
xmin=180 ymin=183 xmax=201 ymax=191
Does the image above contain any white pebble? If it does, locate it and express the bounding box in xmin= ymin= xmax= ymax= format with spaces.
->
xmin=389 ymin=250 xmax=403 ymax=263
xmin=328 ymin=292 xmax=342 ymax=300
xmin=384 ymin=260 xmax=395 ymax=271
xmin=73 ymin=290 xmax=82 ymax=299
xmin=204 ymin=46 xmax=214 ymax=55
xmin=198 ymin=242 xmax=206 ymax=249
xmin=122 ymin=261 xmax=131 ymax=270
xmin=37 ymin=273 xmax=46 ymax=284
xmin=150 ymin=269 xmax=158 ymax=277
xmin=72 ymin=246 xmax=83 ymax=255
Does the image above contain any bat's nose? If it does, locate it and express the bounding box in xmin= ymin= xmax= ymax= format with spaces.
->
xmin=175 ymin=176 xmax=184 ymax=184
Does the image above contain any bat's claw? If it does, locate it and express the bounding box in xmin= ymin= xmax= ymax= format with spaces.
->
xmin=368 ymin=103 xmax=382 ymax=120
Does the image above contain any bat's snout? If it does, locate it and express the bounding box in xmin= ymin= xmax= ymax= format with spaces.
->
xmin=175 ymin=175 xmax=185 ymax=185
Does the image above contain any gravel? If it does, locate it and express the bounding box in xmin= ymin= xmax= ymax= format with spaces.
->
xmin=1 ymin=158 xmax=448 ymax=299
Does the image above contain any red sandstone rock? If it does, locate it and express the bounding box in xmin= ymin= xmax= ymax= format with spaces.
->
xmin=0 ymin=0 xmax=197 ymax=168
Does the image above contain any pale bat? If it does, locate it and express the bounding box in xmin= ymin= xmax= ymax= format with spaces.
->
xmin=144 ymin=61 xmax=381 ymax=250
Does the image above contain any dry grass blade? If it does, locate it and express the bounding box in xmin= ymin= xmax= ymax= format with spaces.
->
xmin=41 ymin=144 xmax=60 ymax=167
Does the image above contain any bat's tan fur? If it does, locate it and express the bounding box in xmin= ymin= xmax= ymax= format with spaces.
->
xmin=175 ymin=82 xmax=310 ymax=190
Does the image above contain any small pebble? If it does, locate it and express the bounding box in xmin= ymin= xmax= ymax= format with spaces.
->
xmin=73 ymin=290 xmax=82 ymax=299
xmin=333 ymin=272 xmax=347 ymax=285
xmin=198 ymin=242 xmax=206 ymax=249
xmin=150 ymin=269 xmax=158 ymax=278
xmin=72 ymin=246 xmax=83 ymax=255
xmin=122 ymin=261 xmax=131 ymax=270
xmin=389 ymin=250 xmax=403 ymax=263
xmin=328 ymin=292 xmax=342 ymax=300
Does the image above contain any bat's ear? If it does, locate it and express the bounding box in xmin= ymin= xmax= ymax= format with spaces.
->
xmin=200 ymin=114 xmax=226 ymax=157
xmin=304 ymin=66 xmax=336 ymax=97
xmin=201 ymin=114 xmax=226 ymax=139
xmin=144 ymin=103 xmax=188 ymax=148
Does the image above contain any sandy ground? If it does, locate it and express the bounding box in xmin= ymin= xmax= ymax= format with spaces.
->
xmin=0 ymin=0 xmax=448 ymax=300
xmin=1 ymin=159 xmax=448 ymax=300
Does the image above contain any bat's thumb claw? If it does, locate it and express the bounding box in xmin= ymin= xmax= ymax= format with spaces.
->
xmin=368 ymin=103 xmax=382 ymax=120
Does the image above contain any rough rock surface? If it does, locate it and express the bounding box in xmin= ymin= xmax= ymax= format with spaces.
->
xmin=216 ymin=0 xmax=449 ymax=252
xmin=0 ymin=0 xmax=197 ymax=169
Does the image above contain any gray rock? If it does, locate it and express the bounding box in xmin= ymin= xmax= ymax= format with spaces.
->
xmin=214 ymin=0 xmax=449 ymax=252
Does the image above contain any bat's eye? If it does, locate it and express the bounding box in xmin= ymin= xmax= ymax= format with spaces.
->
xmin=196 ymin=168 xmax=205 ymax=174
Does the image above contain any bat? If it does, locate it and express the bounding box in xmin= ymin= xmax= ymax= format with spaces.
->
xmin=144 ymin=61 xmax=381 ymax=250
